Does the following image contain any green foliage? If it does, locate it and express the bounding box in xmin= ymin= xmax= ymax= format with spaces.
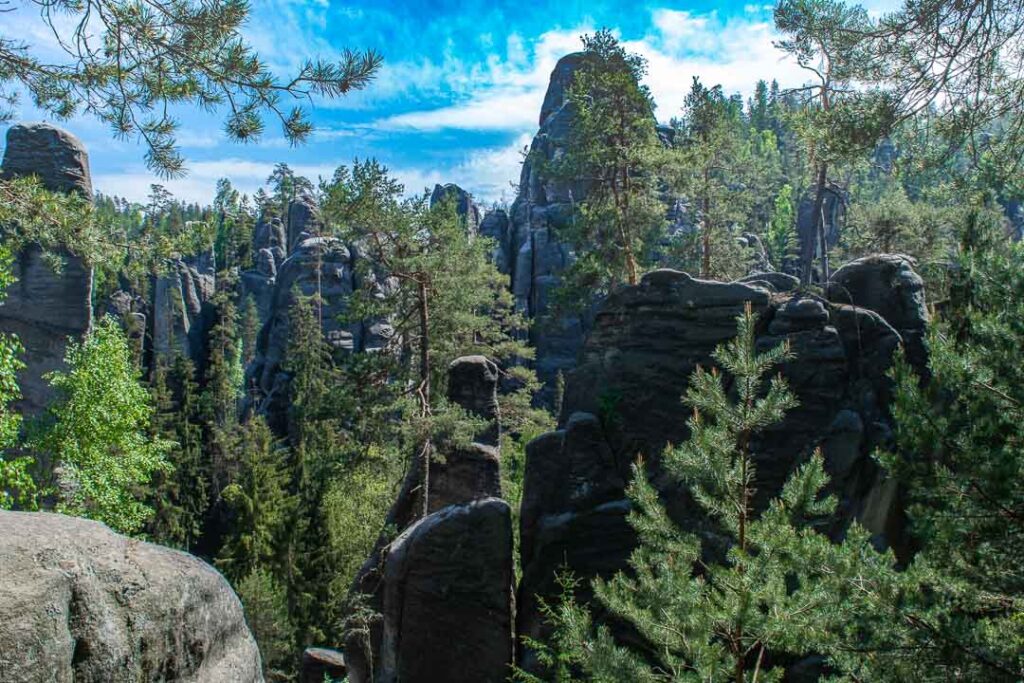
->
xmin=544 ymin=30 xmax=666 ymax=297
xmin=765 ymin=183 xmax=796 ymax=270
xmin=523 ymin=306 xmax=899 ymax=681
xmin=33 ymin=316 xmax=171 ymax=534
xmin=0 ymin=0 xmax=381 ymax=176
xmin=668 ymin=77 xmax=759 ymax=279
xmin=0 ymin=246 xmax=32 ymax=510
xmin=863 ymin=206 xmax=1024 ymax=679
xmin=147 ymin=354 xmax=209 ymax=551
xmin=236 ymin=567 xmax=297 ymax=682
xmin=217 ymin=416 xmax=293 ymax=580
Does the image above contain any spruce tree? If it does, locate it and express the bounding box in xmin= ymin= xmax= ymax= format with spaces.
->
xmin=216 ymin=416 xmax=293 ymax=581
xmin=148 ymin=354 xmax=209 ymax=551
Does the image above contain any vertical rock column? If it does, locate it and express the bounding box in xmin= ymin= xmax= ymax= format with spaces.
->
xmin=344 ymin=355 xmax=511 ymax=683
xmin=0 ymin=123 xmax=94 ymax=415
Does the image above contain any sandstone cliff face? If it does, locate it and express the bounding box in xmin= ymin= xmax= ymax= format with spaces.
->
xmin=517 ymin=260 xmax=927 ymax=670
xmin=0 ymin=123 xmax=94 ymax=416
xmin=0 ymin=511 xmax=263 ymax=683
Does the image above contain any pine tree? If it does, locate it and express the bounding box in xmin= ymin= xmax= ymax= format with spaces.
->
xmin=840 ymin=205 xmax=1024 ymax=680
xmin=670 ymin=77 xmax=756 ymax=279
xmin=520 ymin=305 xmax=897 ymax=682
xmin=544 ymin=30 xmax=666 ymax=296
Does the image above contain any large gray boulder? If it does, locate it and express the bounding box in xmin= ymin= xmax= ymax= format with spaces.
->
xmin=0 ymin=511 xmax=263 ymax=682
xmin=378 ymin=498 xmax=513 ymax=683
xmin=0 ymin=123 xmax=94 ymax=415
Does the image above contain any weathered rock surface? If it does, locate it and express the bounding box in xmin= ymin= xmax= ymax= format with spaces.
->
xmin=151 ymin=251 xmax=216 ymax=366
xmin=0 ymin=123 xmax=93 ymax=415
xmin=378 ymin=498 xmax=513 ymax=683
xmin=0 ymin=511 xmax=263 ymax=683
xmin=518 ymin=259 xmax=925 ymax=670
xmin=246 ymin=235 xmax=377 ymax=431
xmin=430 ymin=183 xmax=481 ymax=234
xmin=301 ymin=647 xmax=346 ymax=683
xmin=828 ymin=254 xmax=929 ymax=369
xmin=287 ymin=195 xmax=323 ymax=254
xmin=344 ymin=356 xmax=505 ymax=683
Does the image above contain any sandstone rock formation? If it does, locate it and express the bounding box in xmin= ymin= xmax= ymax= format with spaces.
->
xmin=0 ymin=511 xmax=262 ymax=682
xmin=301 ymin=647 xmax=346 ymax=683
xmin=517 ymin=261 xmax=925 ymax=670
xmin=0 ymin=123 xmax=94 ymax=415
xmin=151 ymin=250 xmax=216 ymax=365
xmin=344 ymin=355 xmax=507 ymax=683
xmin=377 ymin=498 xmax=513 ymax=683
xmin=246 ymin=235 xmax=389 ymax=431
xmin=430 ymin=183 xmax=481 ymax=233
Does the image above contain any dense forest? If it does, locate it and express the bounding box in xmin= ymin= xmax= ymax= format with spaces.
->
xmin=0 ymin=1 xmax=1023 ymax=682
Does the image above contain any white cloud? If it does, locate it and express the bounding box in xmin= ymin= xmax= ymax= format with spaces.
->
xmin=93 ymin=159 xmax=337 ymax=205
xmin=363 ymin=9 xmax=815 ymax=135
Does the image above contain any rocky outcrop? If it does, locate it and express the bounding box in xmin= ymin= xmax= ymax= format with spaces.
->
xmin=0 ymin=511 xmax=262 ymax=682
xmin=287 ymin=195 xmax=322 ymax=254
xmin=378 ymin=498 xmax=513 ymax=683
xmin=151 ymin=251 xmax=216 ymax=365
xmin=344 ymin=355 xmax=506 ymax=683
xmin=430 ymin=183 xmax=481 ymax=234
xmin=246 ymin=235 xmax=389 ymax=431
xmin=486 ymin=53 xmax=593 ymax=399
xmin=797 ymin=183 xmax=848 ymax=279
xmin=301 ymin=647 xmax=346 ymax=683
xmin=517 ymin=260 xmax=925 ymax=670
xmin=828 ymin=254 xmax=929 ymax=369
xmin=0 ymin=123 xmax=94 ymax=415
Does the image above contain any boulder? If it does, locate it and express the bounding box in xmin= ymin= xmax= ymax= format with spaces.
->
xmin=0 ymin=123 xmax=94 ymax=415
xmin=828 ymin=254 xmax=929 ymax=369
xmin=0 ymin=511 xmax=262 ymax=683
xmin=301 ymin=648 xmax=346 ymax=683
xmin=378 ymin=498 xmax=513 ymax=683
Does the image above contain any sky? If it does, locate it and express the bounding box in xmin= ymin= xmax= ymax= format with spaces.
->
xmin=1 ymin=0 xmax=900 ymax=207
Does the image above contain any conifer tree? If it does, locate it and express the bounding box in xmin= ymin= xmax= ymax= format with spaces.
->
xmin=323 ymin=159 xmax=533 ymax=515
xmin=521 ymin=305 xmax=895 ymax=682
xmin=148 ymin=354 xmax=208 ymax=551
xmin=545 ymin=30 xmax=666 ymax=296
xmin=670 ymin=77 xmax=756 ymax=279
xmin=833 ymin=205 xmax=1024 ymax=680
xmin=216 ymin=416 xmax=293 ymax=581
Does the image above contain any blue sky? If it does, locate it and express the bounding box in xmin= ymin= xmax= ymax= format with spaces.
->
xmin=2 ymin=0 xmax=899 ymax=206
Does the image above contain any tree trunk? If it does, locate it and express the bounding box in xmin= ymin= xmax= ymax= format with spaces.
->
xmin=417 ymin=278 xmax=431 ymax=517
xmin=701 ymin=174 xmax=711 ymax=278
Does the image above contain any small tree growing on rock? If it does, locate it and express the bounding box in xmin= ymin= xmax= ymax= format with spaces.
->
xmin=520 ymin=304 xmax=901 ymax=682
